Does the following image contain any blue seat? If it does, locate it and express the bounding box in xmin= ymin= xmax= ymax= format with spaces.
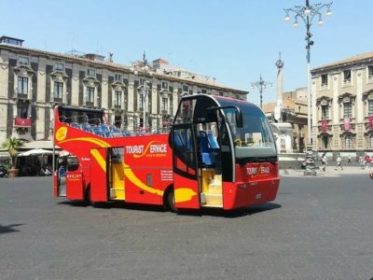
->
xmin=93 ymin=126 xmax=106 ymax=137
xmin=110 ymin=126 xmax=122 ymax=137
xmin=82 ymin=123 xmax=93 ymax=133
xmin=207 ymin=131 xmax=219 ymax=149
xmin=198 ymin=131 xmax=214 ymax=167
xmin=201 ymin=153 xmax=213 ymax=166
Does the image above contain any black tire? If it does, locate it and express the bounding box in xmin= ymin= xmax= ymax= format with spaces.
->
xmin=83 ymin=186 xmax=91 ymax=205
xmin=165 ymin=188 xmax=176 ymax=212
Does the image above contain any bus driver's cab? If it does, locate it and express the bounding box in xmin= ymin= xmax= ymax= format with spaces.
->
xmin=170 ymin=94 xmax=279 ymax=210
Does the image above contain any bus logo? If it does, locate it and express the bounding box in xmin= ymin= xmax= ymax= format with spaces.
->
xmin=56 ymin=127 xmax=67 ymax=141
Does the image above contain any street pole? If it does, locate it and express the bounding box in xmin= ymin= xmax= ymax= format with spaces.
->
xmin=142 ymin=85 xmax=146 ymax=131
xmin=284 ymin=0 xmax=332 ymax=175
xmin=251 ymin=74 xmax=271 ymax=109
xmin=306 ymin=12 xmax=312 ymax=151
xmin=284 ymin=0 xmax=332 ymax=151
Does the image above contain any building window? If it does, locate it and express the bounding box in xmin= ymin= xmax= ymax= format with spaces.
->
xmin=18 ymin=56 xmax=29 ymax=65
xmin=139 ymin=93 xmax=144 ymax=110
xmin=87 ymin=69 xmax=96 ymax=77
xmin=55 ymin=63 xmax=64 ymax=71
xmin=368 ymin=66 xmax=373 ymax=80
xmin=114 ymin=90 xmax=122 ymax=107
xmin=17 ymin=76 xmax=28 ymax=94
xmin=321 ymin=74 xmax=328 ymax=86
xmin=369 ymin=100 xmax=373 ymax=115
xmin=161 ymin=97 xmax=168 ymax=112
xmin=321 ymin=105 xmax=329 ymax=119
xmin=114 ymin=115 xmax=122 ymax=128
xmin=115 ymin=74 xmax=122 ymax=82
xmin=322 ymin=135 xmax=329 ymax=149
xmin=162 ymin=82 xmax=168 ymax=89
xmin=17 ymin=103 xmax=29 ymax=118
xmin=344 ymin=135 xmax=352 ymax=149
xmin=54 ymin=81 xmax=63 ymax=99
xmin=343 ymin=102 xmax=352 ymax=118
xmin=87 ymin=87 xmax=95 ymax=103
xmin=182 ymin=85 xmax=188 ymax=92
xmin=1 ymin=37 xmax=22 ymax=46
xmin=343 ymin=70 xmax=351 ymax=83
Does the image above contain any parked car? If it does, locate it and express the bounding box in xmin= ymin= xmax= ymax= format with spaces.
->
xmin=0 ymin=165 xmax=8 ymax=178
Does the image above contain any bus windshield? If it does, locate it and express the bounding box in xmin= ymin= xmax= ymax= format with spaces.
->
xmin=218 ymin=98 xmax=277 ymax=159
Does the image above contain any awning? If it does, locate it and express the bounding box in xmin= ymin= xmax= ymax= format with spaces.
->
xmin=21 ymin=140 xmax=54 ymax=150
xmin=18 ymin=149 xmax=56 ymax=157
xmin=0 ymin=151 xmax=10 ymax=158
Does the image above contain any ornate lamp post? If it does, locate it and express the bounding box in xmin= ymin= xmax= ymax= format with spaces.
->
xmin=136 ymin=79 xmax=151 ymax=132
xmin=133 ymin=52 xmax=153 ymax=132
xmin=283 ymin=0 xmax=333 ymax=151
xmin=251 ymin=74 xmax=272 ymax=109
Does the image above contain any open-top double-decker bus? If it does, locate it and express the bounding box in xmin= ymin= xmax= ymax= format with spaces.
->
xmin=54 ymin=94 xmax=279 ymax=211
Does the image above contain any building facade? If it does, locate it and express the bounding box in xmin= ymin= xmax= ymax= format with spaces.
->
xmin=311 ymin=52 xmax=373 ymax=158
xmin=0 ymin=36 xmax=248 ymax=148
xmin=263 ymin=88 xmax=308 ymax=153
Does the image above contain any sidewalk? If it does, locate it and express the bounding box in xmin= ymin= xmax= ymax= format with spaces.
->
xmin=280 ymin=165 xmax=372 ymax=177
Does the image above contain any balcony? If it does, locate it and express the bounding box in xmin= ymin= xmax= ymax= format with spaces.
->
xmin=14 ymin=117 xmax=32 ymax=128
xmin=53 ymin=97 xmax=63 ymax=103
xmin=14 ymin=92 xmax=29 ymax=100
xmin=113 ymin=104 xmax=123 ymax=110
xmin=85 ymin=101 xmax=94 ymax=107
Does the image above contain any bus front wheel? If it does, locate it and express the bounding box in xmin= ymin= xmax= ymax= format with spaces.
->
xmin=165 ymin=187 xmax=176 ymax=212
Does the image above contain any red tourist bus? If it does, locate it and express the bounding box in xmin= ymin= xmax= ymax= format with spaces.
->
xmin=53 ymin=94 xmax=280 ymax=211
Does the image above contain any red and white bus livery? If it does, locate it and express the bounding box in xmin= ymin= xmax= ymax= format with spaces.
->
xmin=54 ymin=94 xmax=280 ymax=211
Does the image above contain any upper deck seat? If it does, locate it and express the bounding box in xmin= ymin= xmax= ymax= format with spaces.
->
xmin=110 ymin=126 xmax=122 ymax=137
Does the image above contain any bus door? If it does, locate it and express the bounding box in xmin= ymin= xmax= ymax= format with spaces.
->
xmin=196 ymin=124 xmax=223 ymax=208
xmin=55 ymin=156 xmax=67 ymax=197
xmin=90 ymin=148 xmax=108 ymax=202
xmin=108 ymin=147 xmax=125 ymax=201
xmin=171 ymin=125 xmax=200 ymax=209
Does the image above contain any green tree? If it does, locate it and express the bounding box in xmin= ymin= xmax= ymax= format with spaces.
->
xmin=2 ymin=137 xmax=23 ymax=169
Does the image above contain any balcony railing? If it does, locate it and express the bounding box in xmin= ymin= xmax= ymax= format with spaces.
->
xmin=15 ymin=92 xmax=29 ymax=99
xmin=14 ymin=117 xmax=32 ymax=127
xmin=53 ymin=97 xmax=63 ymax=103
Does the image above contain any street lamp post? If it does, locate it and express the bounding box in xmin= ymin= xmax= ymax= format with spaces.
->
xmin=137 ymin=80 xmax=150 ymax=132
xmin=283 ymin=0 xmax=333 ymax=151
xmin=251 ymin=74 xmax=271 ymax=109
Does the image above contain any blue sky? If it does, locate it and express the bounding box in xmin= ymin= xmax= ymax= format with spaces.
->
xmin=1 ymin=0 xmax=372 ymax=106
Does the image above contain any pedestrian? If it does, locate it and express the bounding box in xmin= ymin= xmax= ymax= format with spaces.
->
xmin=321 ymin=155 xmax=327 ymax=171
xmin=336 ymin=155 xmax=343 ymax=170
xmin=347 ymin=155 xmax=351 ymax=164
xmin=364 ymin=154 xmax=372 ymax=168
xmin=359 ymin=156 xmax=365 ymax=169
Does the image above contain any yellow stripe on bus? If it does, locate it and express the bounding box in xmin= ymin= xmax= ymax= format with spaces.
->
xmin=90 ymin=149 xmax=106 ymax=172
xmin=58 ymin=137 xmax=111 ymax=148
xmin=122 ymin=163 xmax=164 ymax=196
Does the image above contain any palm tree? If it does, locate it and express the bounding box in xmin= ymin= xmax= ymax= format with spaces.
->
xmin=2 ymin=137 xmax=23 ymax=169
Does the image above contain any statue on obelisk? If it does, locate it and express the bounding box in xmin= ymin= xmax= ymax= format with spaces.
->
xmin=271 ymin=52 xmax=293 ymax=153
xmin=274 ymin=52 xmax=284 ymax=122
